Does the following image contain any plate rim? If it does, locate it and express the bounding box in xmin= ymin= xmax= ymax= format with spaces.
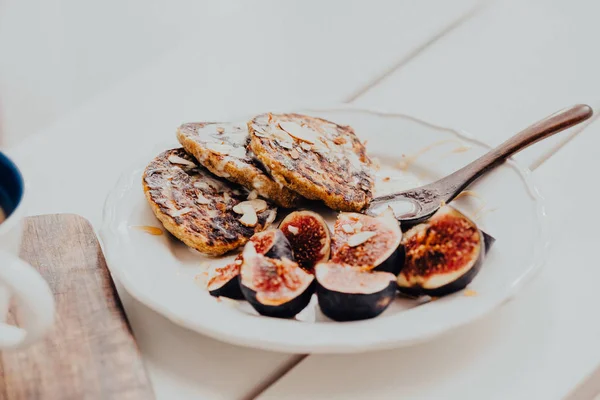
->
xmin=100 ymin=105 xmax=549 ymax=353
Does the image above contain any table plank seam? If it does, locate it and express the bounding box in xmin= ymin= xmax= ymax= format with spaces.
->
xmin=344 ymin=1 xmax=488 ymax=103
xmin=529 ymin=107 xmax=600 ymax=171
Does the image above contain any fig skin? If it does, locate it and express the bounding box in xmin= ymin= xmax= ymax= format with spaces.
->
xmin=331 ymin=208 xmax=404 ymax=275
xmin=208 ymin=269 xmax=245 ymax=300
xmin=240 ymin=279 xmax=315 ymax=319
xmin=279 ymin=210 xmax=331 ymax=273
xmin=397 ymin=206 xmax=486 ymax=297
xmin=208 ymin=230 xmax=293 ymax=300
xmin=315 ymin=263 xmax=396 ymax=321
xmin=251 ymin=229 xmax=294 ymax=261
xmin=239 ymin=243 xmax=315 ymax=319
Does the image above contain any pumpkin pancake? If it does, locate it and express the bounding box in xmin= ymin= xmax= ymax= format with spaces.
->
xmin=142 ymin=148 xmax=277 ymax=256
xmin=249 ymin=113 xmax=374 ymax=212
xmin=177 ymin=122 xmax=301 ymax=208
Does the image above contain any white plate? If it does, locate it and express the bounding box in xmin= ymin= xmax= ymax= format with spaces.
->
xmin=100 ymin=106 xmax=548 ymax=354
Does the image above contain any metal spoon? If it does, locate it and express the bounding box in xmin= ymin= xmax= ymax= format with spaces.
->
xmin=366 ymin=104 xmax=593 ymax=224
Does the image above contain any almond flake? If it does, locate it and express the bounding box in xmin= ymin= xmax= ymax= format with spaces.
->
xmin=170 ymin=207 xmax=193 ymax=217
xmin=194 ymin=181 xmax=210 ymax=190
xmin=252 ymin=124 xmax=267 ymax=134
xmin=277 ymin=140 xmax=294 ymax=150
xmin=290 ymin=149 xmax=300 ymax=159
xmin=265 ymin=210 xmax=277 ymax=225
xmin=279 ymin=121 xmax=318 ymax=144
xmin=233 ymin=199 xmax=267 ymax=214
xmin=300 ymin=142 xmax=312 ymax=151
xmin=196 ymin=194 xmax=211 ymax=205
xmin=347 ymin=231 xmax=377 ymax=247
xmin=238 ymin=205 xmax=258 ymax=227
xmin=254 ymin=132 xmax=266 ymax=138
xmin=354 ymin=222 xmax=363 ymax=231
xmin=168 ymin=155 xmax=196 ymax=167
xmin=247 ymin=190 xmax=258 ymax=200
xmin=341 ymin=224 xmax=354 ymax=234
xmin=287 ymin=225 xmax=299 ymax=235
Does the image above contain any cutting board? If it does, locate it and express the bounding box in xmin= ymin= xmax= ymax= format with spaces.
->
xmin=0 ymin=214 xmax=155 ymax=399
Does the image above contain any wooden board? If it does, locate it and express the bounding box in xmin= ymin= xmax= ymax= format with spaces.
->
xmin=0 ymin=214 xmax=154 ymax=400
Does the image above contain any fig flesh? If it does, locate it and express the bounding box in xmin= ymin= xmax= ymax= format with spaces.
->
xmin=248 ymin=228 xmax=294 ymax=261
xmin=331 ymin=207 xmax=403 ymax=275
xmin=239 ymin=242 xmax=314 ymax=318
xmin=207 ymin=229 xmax=293 ymax=299
xmin=207 ymin=261 xmax=245 ymax=299
xmin=315 ymin=262 xmax=396 ymax=321
xmin=279 ymin=210 xmax=331 ymax=273
xmin=397 ymin=206 xmax=484 ymax=297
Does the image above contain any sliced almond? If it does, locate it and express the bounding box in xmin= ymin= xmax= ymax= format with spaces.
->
xmin=233 ymin=199 xmax=267 ymax=214
xmin=353 ymin=222 xmax=363 ymax=231
xmin=170 ymin=207 xmax=193 ymax=217
xmin=196 ymin=194 xmax=211 ymax=205
xmin=290 ymin=149 xmax=300 ymax=159
xmin=300 ymin=142 xmax=312 ymax=151
xmin=279 ymin=121 xmax=318 ymax=144
xmin=252 ymin=124 xmax=267 ymax=134
xmin=238 ymin=205 xmax=258 ymax=227
xmin=247 ymin=190 xmax=258 ymax=200
xmin=287 ymin=225 xmax=299 ymax=235
xmin=277 ymin=140 xmax=294 ymax=150
xmin=168 ymin=155 xmax=196 ymax=167
xmin=265 ymin=209 xmax=277 ymax=225
xmin=223 ymin=192 xmax=231 ymax=203
xmin=347 ymin=231 xmax=377 ymax=247
xmin=194 ymin=181 xmax=210 ymax=190
xmin=341 ymin=224 xmax=354 ymax=234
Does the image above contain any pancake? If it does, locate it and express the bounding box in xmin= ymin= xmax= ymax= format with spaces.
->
xmin=142 ymin=148 xmax=277 ymax=256
xmin=176 ymin=122 xmax=301 ymax=208
xmin=249 ymin=113 xmax=374 ymax=212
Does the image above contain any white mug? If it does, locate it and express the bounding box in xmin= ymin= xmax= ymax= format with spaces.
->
xmin=0 ymin=152 xmax=55 ymax=349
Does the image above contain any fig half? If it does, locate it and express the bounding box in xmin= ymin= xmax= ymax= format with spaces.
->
xmin=207 ymin=261 xmax=245 ymax=299
xmin=331 ymin=208 xmax=404 ymax=275
xmin=248 ymin=228 xmax=294 ymax=261
xmin=397 ymin=206 xmax=484 ymax=297
xmin=207 ymin=229 xmax=293 ymax=299
xmin=239 ymin=242 xmax=315 ymax=318
xmin=279 ymin=210 xmax=331 ymax=273
xmin=316 ymin=262 xmax=397 ymax=321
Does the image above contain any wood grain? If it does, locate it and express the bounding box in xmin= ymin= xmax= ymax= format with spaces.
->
xmin=0 ymin=214 xmax=154 ymax=400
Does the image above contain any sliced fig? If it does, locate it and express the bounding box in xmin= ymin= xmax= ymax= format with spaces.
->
xmin=207 ymin=261 xmax=244 ymax=299
xmin=279 ymin=210 xmax=330 ymax=272
xmin=315 ymin=262 xmax=396 ymax=321
xmin=248 ymin=228 xmax=294 ymax=261
xmin=397 ymin=206 xmax=485 ymax=297
xmin=239 ymin=243 xmax=315 ymax=318
xmin=207 ymin=229 xmax=292 ymax=299
xmin=331 ymin=207 xmax=403 ymax=275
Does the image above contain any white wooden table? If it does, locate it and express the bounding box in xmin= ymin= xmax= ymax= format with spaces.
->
xmin=4 ymin=0 xmax=600 ymax=398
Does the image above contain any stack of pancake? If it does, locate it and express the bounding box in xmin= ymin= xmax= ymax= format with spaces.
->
xmin=143 ymin=113 xmax=374 ymax=256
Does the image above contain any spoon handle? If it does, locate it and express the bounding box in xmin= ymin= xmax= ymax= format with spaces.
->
xmin=434 ymin=104 xmax=593 ymax=201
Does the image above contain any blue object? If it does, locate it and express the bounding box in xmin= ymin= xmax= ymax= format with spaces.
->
xmin=0 ymin=152 xmax=24 ymax=218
